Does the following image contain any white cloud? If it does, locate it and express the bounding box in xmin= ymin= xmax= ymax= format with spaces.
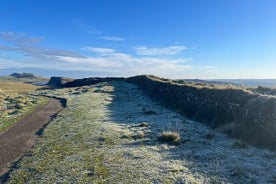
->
xmin=99 ymin=36 xmax=125 ymax=41
xmin=55 ymin=47 xmax=193 ymax=78
xmin=135 ymin=45 xmax=187 ymax=55
xmin=1 ymin=32 xmax=218 ymax=79
xmin=56 ymin=56 xmax=123 ymax=68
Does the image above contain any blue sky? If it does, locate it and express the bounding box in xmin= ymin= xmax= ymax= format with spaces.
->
xmin=0 ymin=0 xmax=276 ymax=79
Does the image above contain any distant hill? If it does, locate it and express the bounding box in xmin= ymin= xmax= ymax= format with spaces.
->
xmin=212 ymin=79 xmax=276 ymax=87
xmin=173 ymin=79 xmax=239 ymax=87
xmin=0 ymin=73 xmax=48 ymax=85
xmin=10 ymin=72 xmax=36 ymax=79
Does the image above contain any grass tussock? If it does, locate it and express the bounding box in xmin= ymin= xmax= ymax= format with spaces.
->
xmin=158 ymin=131 xmax=181 ymax=144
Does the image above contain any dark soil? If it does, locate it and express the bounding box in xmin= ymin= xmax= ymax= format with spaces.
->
xmin=0 ymin=98 xmax=64 ymax=179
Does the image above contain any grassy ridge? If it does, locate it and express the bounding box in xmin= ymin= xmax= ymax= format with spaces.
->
xmin=127 ymin=75 xmax=276 ymax=150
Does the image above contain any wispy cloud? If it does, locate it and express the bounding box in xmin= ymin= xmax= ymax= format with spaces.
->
xmin=73 ymin=19 xmax=102 ymax=35
xmin=0 ymin=45 xmax=16 ymax=51
xmin=82 ymin=47 xmax=115 ymax=54
xmin=57 ymin=46 xmax=192 ymax=78
xmin=99 ymin=36 xmax=125 ymax=41
xmin=0 ymin=32 xmax=85 ymax=60
xmin=0 ymin=45 xmax=85 ymax=60
xmin=0 ymin=32 xmax=43 ymax=44
xmin=135 ymin=45 xmax=187 ymax=55
xmin=19 ymin=47 xmax=85 ymax=58
xmin=200 ymin=65 xmax=217 ymax=70
xmin=1 ymin=32 xmax=216 ymax=78
xmin=73 ymin=19 xmax=126 ymax=42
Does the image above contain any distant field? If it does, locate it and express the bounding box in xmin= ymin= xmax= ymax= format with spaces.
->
xmin=0 ymin=80 xmax=37 ymax=94
xmin=0 ymin=80 xmax=46 ymax=132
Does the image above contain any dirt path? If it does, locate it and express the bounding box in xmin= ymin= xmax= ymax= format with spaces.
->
xmin=0 ymin=97 xmax=64 ymax=178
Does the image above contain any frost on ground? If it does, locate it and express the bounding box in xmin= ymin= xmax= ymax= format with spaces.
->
xmin=7 ymin=81 xmax=276 ymax=183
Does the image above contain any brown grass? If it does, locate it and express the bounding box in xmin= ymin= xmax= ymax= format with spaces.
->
xmin=0 ymin=81 xmax=37 ymax=94
xmin=158 ymin=131 xmax=181 ymax=144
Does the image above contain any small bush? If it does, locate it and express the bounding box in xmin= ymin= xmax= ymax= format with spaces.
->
xmin=158 ymin=131 xmax=181 ymax=144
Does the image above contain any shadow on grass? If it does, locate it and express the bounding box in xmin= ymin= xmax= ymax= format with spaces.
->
xmin=102 ymin=81 xmax=238 ymax=183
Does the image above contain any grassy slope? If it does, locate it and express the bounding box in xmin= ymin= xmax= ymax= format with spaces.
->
xmin=0 ymin=80 xmax=46 ymax=132
xmin=6 ymin=82 xmax=276 ymax=183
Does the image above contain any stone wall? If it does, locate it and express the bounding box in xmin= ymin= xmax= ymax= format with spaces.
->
xmin=62 ymin=77 xmax=125 ymax=87
xmin=127 ymin=75 xmax=276 ymax=150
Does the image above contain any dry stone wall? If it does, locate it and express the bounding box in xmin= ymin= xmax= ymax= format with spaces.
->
xmin=127 ymin=75 xmax=276 ymax=150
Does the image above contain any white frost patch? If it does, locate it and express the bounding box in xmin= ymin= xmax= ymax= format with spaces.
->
xmin=102 ymin=81 xmax=276 ymax=183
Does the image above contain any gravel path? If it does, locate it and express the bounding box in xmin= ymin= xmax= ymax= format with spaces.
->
xmin=0 ymin=98 xmax=63 ymax=179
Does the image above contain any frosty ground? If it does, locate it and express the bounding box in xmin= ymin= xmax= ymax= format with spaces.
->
xmin=6 ymin=81 xmax=276 ymax=183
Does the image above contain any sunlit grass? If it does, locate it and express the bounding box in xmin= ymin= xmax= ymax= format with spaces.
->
xmin=0 ymin=80 xmax=38 ymax=94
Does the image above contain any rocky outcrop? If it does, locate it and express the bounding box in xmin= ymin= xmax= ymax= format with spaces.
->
xmin=47 ymin=77 xmax=73 ymax=88
xmin=47 ymin=77 xmax=124 ymax=88
xmin=127 ymin=75 xmax=276 ymax=150
xmin=10 ymin=73 xmax=35 ymax=79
